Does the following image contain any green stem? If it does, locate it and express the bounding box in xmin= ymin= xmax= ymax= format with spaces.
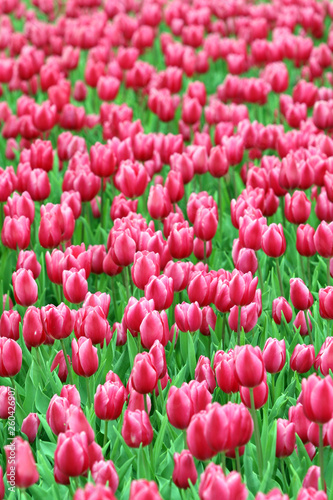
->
xmin=100 ymin=181 xmax=104 ymax=226
xmin=307 ymin=257 xmax=311 ymax=288
xmin=144 ymin=394 xmax=148 ymax=415
xmin=221 ymin=452 xmax=226 ymax=475
xmin=218 ymin=177 xmax=223 ymax=235
xmin=123 ymin=268 xmax=131 ymax=302
xmin=203 ymin=240 xmax=207 ymax=267
xmin=304 ymin=310 xmax=314 ymax=345
xmin=280 ymin=458 xmax=288 ymax=493
xmin=319 ymin=424 xmax=325 ymax=491
xmin=137 ymin=332 xmax=141 ymax=354
xmin=235 ymin=447 xmax=241 ymax=474
xmin=271 ymin=373 xmax=275 ymax=405
xmin=276 ymin=259 xmax=284 ymax=297
xmin=249 ymin=388 xmax=263 ymax=480
xmin=327 ymin=258 xmax=331 ymax=286
xmin=237 ymin=306 xmax=242 ymax=346
xmin=157 ymin=379 xmax=165 ymax=412
xmin=60 ymin=339 xmax=74 ymax=385
xmin=221 ymin=314 xmax=226 ymax=350
xmin=300 ymin=255 xmax=306 ymax=285
xmin=183 ymin=429 xmax=187 ymax=449
xmin=86 ymin=377 xmax=92 ymax=408
xmin=103 ymin=419 xmax=109 ymax=448
xmin=256 ymin=251 xmax=264 ymax=292
xmin=232 ymin=167 xmax=237 ymax=198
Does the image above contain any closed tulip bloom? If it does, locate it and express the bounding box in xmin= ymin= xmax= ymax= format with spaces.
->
xmin=114 ymin=160 xmax=148 ymax=199
xmin=164 ymin=261 xmax=191 ymax=292
xmin=38 ymin=212 xmax=62 ymax=249
xmin=166 ymin=383 xmax=194 ymax=429
xmin=285 ymin=191 xmax=311 ymax=225
xmin=194 ymin=206 xmax=218 ymax=242
xmin=94 ymin=381 xmax=127 ymax=421
xmin=62 ymin=268 xmax=88 ymax=304
xmin=74 ymin=306 xmax=110 ymax=346
xmin=256 ymin=488 xmax=289 ymax=500
xmin=21 ymin=413 xmax=40 ymax=443
xmin=4 ymin=191 xmax=35 ymax=223
xmin=140 ymin=310 xmax=169 ymax=349
xmin=263 ymin=338 xmax=286 ymax=373
xmin=262 ymin=223 xmax=286 ymax=258
xmin=208 ymin=146 xmax=229 ymax=178
xmin=234 ymin=345 xmax=265 ymax=388
xmin=16 ymin=250 xmax=41 ymax=279
xmin=131 ymin=251 xmax=160 ymax=290
xmin=30 ymin=140 xmax=53 ymax=172
xmin=110 ymin=231 xmax=136 ymax=267
xmin=290 ymin=344 xmax=315 ymax=374
xmin=72 ymin=338 xmax=98 ymax=377
xmin=288 ymin=404 xmax=311 ymax=444
xmin=303 ymin=466 xmax=322 ymax=491
xmin=65 ymin=406 xmax=94 ymax=444
xmin=22 ymin=306 xmax=46 ymax=348
xmin=195 ymin=356 xmax=216 ymax=394
xmin=296 ymin=488 xmax=327 ymax=500
xmin=50 ymin=351 xmax=70 ymax=383
xmin=61 ymin=385 xmax=81 ymax=408
xmin=5 ymin=437 xmax=39 ymax=488
xmin=0 ymin=338 xmax=22 ymax=377
xmin=187 ymin=411 xmax=216 ymax=461
xmin=319 ymin=287 xmax=333 ymax=319
xmin=147 ymin=185 xmax=172 ymax=220
xmin=46 ymin=395 xmax=70 ymax=435
xmin=175 ymin=301 xmax=202 ymax=333
xmin=131 ymin=353 xmax=158 ymax=394
xmin=0 ymin=386 xmax=12 ymax=419
xmin=302 ymin=374 xmax=333 ymax=424
xmin=74 ymin=484 xmax=116 ymax=500
xmin=91 ymin=460 xmax=118 ymax=492
xmin=228 ymin=302 xmax=259 ymax=333
xmin=173 ymin=450 xmax=198 ymax=489
xmin=129 ymin=480 xmax=162 ymax=500
xmin=26 ymin=168 xmax=51 ymax=201
xmin=239 ymin=377 xmax=269 ymax=410
xmin=90 ymin=143 xmax=116 ymax=178
xmin=0 ymin=310 xmax=21 ymax=340
xmin=215 ymin=350 xmax=239 ymax=394
xmin=204 ymin=403 xmax=230 ymax=452
xmin=229 ymin=271 xmax=258 ymax=306
xmin=144 ymin=275 xmax=174 ymax=311
xmin=2 ymin=215 xmax=31 ymax=250
xmin=276 ymin=419 xmax=296 ymax=457
xmin=124 ymin=297 xmax=155 ymax=335
xmin=297 ymin=225 xmax=316 ymax=257
xmin=122 ymin=409 xmax=153 ymax=448
xmin=188 ymin=380 xmax=212 ymax=414
xmin=239 ymin=214 xmax=267 ymax=251
xmin=168 ymin=222 xmax=194 ymax=259
xmin=290 ymin=278 xmax=313 ymax=310
xmin=199 ymin=463 xmax=247 ymax=500
xmin=272 ymin=297 xmax=293 ymax=324
xmin=41 ymin=303 xmax=75 ymax=340
xmin=165 ymin=170 xmax=185 ymax=203
xmin=314 ymin=222 xmax=333 ymax=258
xmin=294 ymin=310 xmax=313 ymax=337
xmin=55 ymin=431 xmax=89 ymax=477
xmin=149 ymin=340 xmax=167 ymax=379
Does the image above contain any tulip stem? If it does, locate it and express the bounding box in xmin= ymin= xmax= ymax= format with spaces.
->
xmin=307 ymin=258 xmax=311 ymax=288
xmin=203 ymin=240 xmax=207 ymax=267
xmin=232 ymin=167 xmax=237 ymax=198
xmin=304 ymin=310 xmax=314 ymax=345
xmin=237 ymin=306 xmax=241 ymax=346
xmin=123 ymin=268 xmax=131 ymax=302
xmin=275 ymin=259 xmax=284 ymax=297
xmin=221 ymin=452 xmax=226 ymax=474
xmin=221 ymin=314 xmax=226 ymax=350
xmin=183 ymin=430 xmax=187 ymax=450
xmin=280 ymin=458 xmax=288 ymax=493
xmin=256 ymin=252 xmax=264 ymax=292
xmin=103 ymin=419 xmax=109 ymax=448
xmin=218 ymin=177 xmax=223 ymax=235
xmin=144 ymin=394 xmax=148 ymax=415
xmin=249 ymin=388 xmax=263 ymax=480
xmin=327 ymin=258 xmax=331 ymax=286
xmin=100 ymin=182 xmax=104 ymax=226
xmin=157 ymin=379 xmax=165 ymax=412
xmin=319 ymin=424 xmax=325 ymax=491
xmin=86 ymin=377 xmax=92 ymax=408
xmin=300 ymin=256 xmax=306 ymax=285
xmin=60 ymin=339 xmax=74 ymax=385
xmin=271 ymin=374 xmax=275 ymax=404
xmin=235 ymin=447 xmax=241 ymax=474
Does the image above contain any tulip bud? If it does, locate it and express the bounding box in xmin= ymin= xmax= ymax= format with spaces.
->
xmin=129 ymin=480 xmax=162 ymax=500
xmin=62 ymin=268 xmax=88 ymax=304
xmin=0 ymin=338 xmax=22 ymax=377
xmin=55 ymin=431 xmax=89 ymax=477
xmin=302 ymin=374 xmax=333 ymax=424
xmin=5 ymin=437 xmax=39 ymax=488
xmin=72 ymin=338 xmax=98 ymax=377
xmin=234 ymin=345 xmax=265 ymax=388
xmin=91 ymin=460 xmax=119 ymax=492
xmin=290 ymin=344 xmax=315 ymax=374
xmin=187 ymin=411 xmax=216 ymax=461
xmin=166 ymin=383 xmax=194 ymax=429
xmin=173 ymin=450 xmax=198 ymax=489
xmin=263 ymin=338 xmax=286 ymax=374
xmin=94 ymin=381 xmax=127 ymax=421
xmin=290 ymin=278 xmax=313 ymax=310
xmin=12 ymin=268 xmax=38 ymax=306
xmin=121 ymin=409 xmax=153 ymax=448
xmin=276 ymin=418 xmax=296 ymax=457
xmin=21 ymin=413 xmax=40 ymax=443
xmin=131 ymin=353 xmax=158 ymax=394
xmin=272 ymin=297 xmax=293 ymax=324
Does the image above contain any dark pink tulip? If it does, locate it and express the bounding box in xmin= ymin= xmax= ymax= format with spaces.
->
xmin=276 ymin=419 xmax=295 ymax=457
xmin=173 ymin=450 xmax=198 ymax=490
xmin=0 ymin=310 xmax=21 ymax=340
xmin=262 ymin=223 xmax=286 ymax=258
xmin=16 ymin=250 xmax=41 ymax=279
xmin=294 ymin=310 xmax=313 ymax=337
xmin=140 ymin=310 xmax=169 ymax=349
xmin=229 ymin=271 xmax=258 ymax=306
xmin=288 ymin=404 xmax=311 ymax=444
xmin=285 ymin=191 xmax=311 ymax=225
xmin=50 ymin=351 xmax=70 ymax=383
xmin=314 ymin=222 xmax=333 ymax=258
xmin=0 ymin=338 xmax=22 ymax=377
xmin=228 ymin=302 xmax=258 ymax=333
xmin=71 ymin=337 xmax=98 ymax=377
xmin=114 ymin=160 xmax=148 ymax=199
xmin=234 ymin=345 xmax=265 ymax=388
xmin=22 ymin=306 xmax=46 ymax=348
xmin=175 ymin=301 xmax=202 ymax=333
xmin=166 ymin=383 xmax=194 ymax=430
xmin=55 ymin=431 xmax=89 ymax=478
xmin=92 ymin=460 xmax=119 ymax=492
xmin=41 ymin=303 xmax=74 ymax=340
xmin=302 ymin=374 xmax=333 ymax=424
xmin=189 ymin=380 xmax=212 ymax=414
xmin=147 ymin=185 xmax=172 ymax=220
xmin=144 ymin=275 xmax=174 ymax=311
xmin=239 ymin=376 xmax=269 ymax=410
xmin=290 ymin=344 xmax=315 ymax=374
xmin=215 ymin=350 xmax=239 ymax=394
xmin=12 ymin=268 xmax=38 ymax=306
xmin=195 ymin=356 xmax=216 ymax=394
xmin=164 ymin=261 xmax=191 ymax=292
xmin=272 ymin=297 xmax=293 ymax=324
xmin=62 ymin=268 xmax=88 ymax=304
xmin=21 ymin=413 xmax=40 ymax=443
xmin=2 ymin=216 xmax=30 ymax=250
xmin=122 ymin=409 xmax=153 ymax=448
xmin=167 ymin=222 xmax=194 ymax=259
xmin=46 ymin=395 xmax=70 ymax=435
xmin=263 ymin=338 xmax=286 ymax=374
xmin=129 ymin=480 xmax=162 ymax=500
xmin=131 ymin=353 xmax=158 ymax=394
xmin=131 ymin=251 xmax=160 ymax=290
xmin=290 ymin=278 xmax=313 ymax=310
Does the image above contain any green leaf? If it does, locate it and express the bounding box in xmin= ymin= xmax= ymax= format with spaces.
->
xmin=153 ymin=414 xmax=168 ymax=468
xmin=187 ymin=332 xmax=196 ymax=378
xmin=127 ymin=331 xmax=138 ymax=367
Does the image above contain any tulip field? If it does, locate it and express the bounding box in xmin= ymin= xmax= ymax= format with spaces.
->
xmin=3 ymin=0 xmax=333 ymax=498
